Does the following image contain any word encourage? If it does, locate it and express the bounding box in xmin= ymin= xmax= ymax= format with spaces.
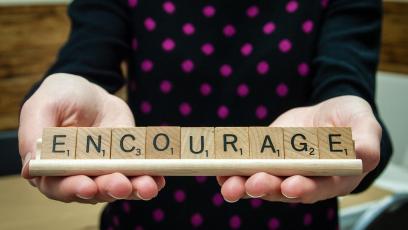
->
xmin=42 ymin=127 xmax=355 ymax=160
xmin=29 ymin=127 xmax=361 ymax=177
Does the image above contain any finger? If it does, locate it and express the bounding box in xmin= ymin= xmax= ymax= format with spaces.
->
xmin=281 ymin=175 xmax=363 ymax=204
xmin=21 ymin=152 xmax=36 ymax=179
xmin=37 ymin=175 xmax=98 ymax=203
xmin=153 ymin=176 xmax=166 ymax=190
xmin=351 ymin=116 xmax=382 ymax=172
xmin=93 ymin=173 xmax=133 ymax=202
xmin=129 ymin=175 xmax=160 ymax=200
xmin=97 ymin=95 xmax=135 ymax=127
xmin=216 ymin=176 xmax=229 ymax=186
xmin=245 ymin=172 xmax=283 ymax=199
xmin=19 ymin=97 xmax=57 ymax=177
xmin=220 ymin=176 xmax=247 ymax=203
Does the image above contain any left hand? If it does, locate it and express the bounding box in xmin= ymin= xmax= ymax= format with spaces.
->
xmin=217 ymin=95 xmax=381 ymax=204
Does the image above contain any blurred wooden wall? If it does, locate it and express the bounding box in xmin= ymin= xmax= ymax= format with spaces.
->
xmin=0 ymin=1 xmax=407 ymax=131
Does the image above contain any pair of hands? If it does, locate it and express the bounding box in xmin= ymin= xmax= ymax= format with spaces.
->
xmin=19 ymin=74 xmax=381 ymax=204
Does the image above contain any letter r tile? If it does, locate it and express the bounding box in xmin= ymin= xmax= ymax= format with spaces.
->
xmin=215 ymin=127 xmax=249 ymax=159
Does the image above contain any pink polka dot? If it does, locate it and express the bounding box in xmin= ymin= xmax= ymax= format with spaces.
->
xmin=162 ymin=38 xmax=175 ymax=52
xmin=160 ymin=80 xmax=172 ymax=94
xmin=179 ymin=102 xmax=192 ymax=116
xmin=302 ymin=20 xmax=314 ymax=34
xmin=223 ymin=24 xmax=236 ymax=37
xmin=240 ymin=43 xmax=253 ymax=56
xmin=183 ymin=23 xmax=195 ymax=35
xmin=237 ymin=84 xmax=249 ymax=97
xmin=327 ymin=208 xmax=335 ymax=220
xmin=279 ymin=39 xmax=292 ymax=53
xmin=256 ymin=105 xmax=268 ymax=120
xmin=162 ymin=1 xmax=175 ymax=14
xmin=286 ymin=1 xmax=299 ymax=13
xmin=131 ymin=38 xmax=138 ymax=50
xmin=268 ymin=217 xmax=280 ymax=230
xmin=212 ymin=193 xmax=224 ymax=207
xmin=128 ymin=0 xmax=137 ymax=8
xmin=217 ymin=105 xmax=229 ymax=119
xmin=152 ymin=209 xmax=165 ymax=222
xmin=250 ymin=198 xmax=263 ymax=208
xmin=246 ymin=5 xmax=259 ymax=18
xmin=191 ymin=213 xmax=204 ymax=227
xmin=122 ymin=201 xmax=131 ymax=213
xmin=263 ymin=22 xmax=276 ymax=35
xmin=181 ymin=59 xmax=194 ymax=73
xmin=140 ymin=101 xmax=152 ymax=114
xmin=202 ymin=5 xmax=216 ymax=17
xmin=201 ymin=43 xmax=214 ymax=56
xmin=141 ymin=59 xmax=154 ymax=72
xmin=303 ymin=213 xmax=312 ymax=226
xmin=174 ymin=189 xmax=186 ymax=203
xmin=257 ymin=61 xmax=269 ymax=75
xmin=195 ymin=176 xmax=207 ymax=183
xmin=297 ymin=62 xmax=310 ymax=77
xmin=200 ymin=83 xmax=212 ymax=96
xmin=144 ymin=17 xmax=156 ymax=31
xmin=220 ymin=64 xmax=233 ymax=77
xmin=140 ymin=60 xmax=154 ymax=72
xmin=276 ymin=83 xmax=288 ymax=97
xmin=134 ymin=225 xmax=144 ymax=230
xmin=321 ymin=0 xmax=329 ymax=8
xmin=229 ymin=215 xmax=241 ymax=229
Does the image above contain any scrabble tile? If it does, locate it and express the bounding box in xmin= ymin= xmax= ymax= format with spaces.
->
xmin=249 ymin=127 xmax=284 ymax=159
xmin=215 ymin=127 xmax=249 ymax=159
xmin=318 ymin=127 xmax=355 ymax=159
xmin=283 ymin=128 xmax=319 ymax=159
xmin=181 ymin=127 xmax=215 ymax=159
xmin=146 ymin=126 xmax=180 ymax=159
xmin=76 ymin=128 xmax=111 ymax=159
xmin=41 ymin=127 xmax=77 ymax=159
xmin=111 ymin=127 xmax=146 ymax=159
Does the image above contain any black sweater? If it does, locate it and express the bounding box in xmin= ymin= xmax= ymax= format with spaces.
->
xmin=26 ymin=0 xmax=392 ymax=229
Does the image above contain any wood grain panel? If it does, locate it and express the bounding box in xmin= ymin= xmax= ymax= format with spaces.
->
xmin=380 ymin=0 xmax=408 ymax=74
xmin=0 ymin=5 xmax=69 ymax=130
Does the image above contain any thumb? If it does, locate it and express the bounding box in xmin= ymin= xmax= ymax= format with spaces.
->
xmin=96 ymin=95 xmax=136 ymax=127
xmin=18 ymin=96 xmax=56 ymax=178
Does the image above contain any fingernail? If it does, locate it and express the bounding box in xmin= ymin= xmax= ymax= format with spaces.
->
xmin=76 ymin=181 xmax=94 ymax=200
xmin=107 ymin=192 xmax=124 ymax=200
xmin=246 ymin=192 xmax=265 ymax=198
xmin=77 ymin=194 xmax=94 ymax=200
xmin=224 ymin=197 xmax=239 ymax=203
xmin=135 ymin=191 xmax=151 ymax=201
xmin=23 ymin=152 xmax=32 ymax=168
xmin=282 ymin=192 xmax=297 ymax=199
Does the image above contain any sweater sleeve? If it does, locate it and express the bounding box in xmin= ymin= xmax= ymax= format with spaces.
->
xmin=27 ymin=0 xmax=131 ymax=96
xmin=309 ymin=0 xmax=392 ymax=193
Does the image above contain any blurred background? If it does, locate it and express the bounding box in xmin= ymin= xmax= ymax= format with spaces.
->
xmin=0 ymin=0 xmax=407 ymax=229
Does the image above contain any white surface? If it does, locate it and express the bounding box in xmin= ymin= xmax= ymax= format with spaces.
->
xmin=376 ymin=71 xmax=408 ymax=168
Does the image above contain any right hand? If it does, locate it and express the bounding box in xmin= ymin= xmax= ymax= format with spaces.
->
xmin=19 ymin=73 xmax=165 ymax=203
